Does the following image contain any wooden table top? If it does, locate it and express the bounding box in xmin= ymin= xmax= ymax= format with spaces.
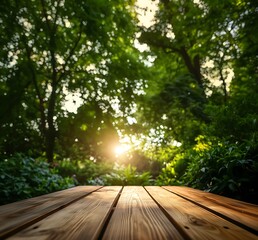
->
xmin=0 ymin=186 xmax=258 ymax=240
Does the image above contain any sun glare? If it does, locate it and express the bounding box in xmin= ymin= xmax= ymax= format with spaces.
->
xmin=114 ymin=144 xmax=131 ymax=156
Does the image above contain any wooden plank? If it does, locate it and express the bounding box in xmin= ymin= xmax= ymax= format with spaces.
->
xmin=0 ymin=186 xmax=102 ymax=238
xmin=163 ymin=186 xmax=258 ymax=233
xmin=8 ymin=186 xmax=122 ymax=240
xmin=102 ymin=186 xmax=184 ymax=240
xmin=146 ymin=186 xmax=258 ymax=240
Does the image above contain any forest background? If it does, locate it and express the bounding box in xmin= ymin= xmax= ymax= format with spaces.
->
xmin=1 ymin=0 xmax=258 ymax=205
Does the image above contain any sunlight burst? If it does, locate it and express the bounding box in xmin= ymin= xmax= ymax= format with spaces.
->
xmin=114 ymin=144 xmax=131 ymax=156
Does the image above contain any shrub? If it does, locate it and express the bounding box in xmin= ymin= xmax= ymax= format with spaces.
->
xmin=55 ymin=158 xmax=113 ymax=185
xmin=182 ymin=139 xmax=258 ymax=204
xmin=155 ymin=152 xmax=189 ymax=186
xmin=0 ymin=154 xmax=75 ymax=205
xmin=101 ymin=164 xmax=153 ymax=186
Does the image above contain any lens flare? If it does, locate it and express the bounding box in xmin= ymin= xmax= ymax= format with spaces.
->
xmin=114 ymin=144 xmax=130 ymax=156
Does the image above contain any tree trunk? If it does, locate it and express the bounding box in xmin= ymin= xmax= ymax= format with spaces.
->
xmin=46 ymin=80 xmax=57 ymax=163
xmin=179 ymin=47 xmax=203 ymax=89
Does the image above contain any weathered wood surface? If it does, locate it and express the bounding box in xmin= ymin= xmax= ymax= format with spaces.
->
xmin=163 ymin=186 xmax=258 ymax=233
xmin=8 ymin=186 xmax=121 ymax=240
xmin=103 ymin=186 xmax=183 ymax=240
xmin=146 ymin=186 xmax=258 ymax=240
xmin=0 ymin=186 xmax=258 ymax=240
xmin=0 ymin=186 xmax=102 ymax=238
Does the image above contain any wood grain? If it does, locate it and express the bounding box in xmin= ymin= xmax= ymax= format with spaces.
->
xmin=163 ymin=186 xmax=258 ymax=233
xmin=102 ymin=186 xmax=184 ymax=240
xmin=0 ymin=186 xmax=101 ymax=238
xmin=8 ymin=186 xmax=122 ymax=240
xmin=2 ymin=186 xmax=257 ymax=240
xmin=146 ymin=186 xmax=258 ymax=240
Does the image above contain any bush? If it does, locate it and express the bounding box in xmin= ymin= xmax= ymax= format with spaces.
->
xmin=100 ymin=164 xmax=153 ymax=186
xmin=182 ymin=138 xmax=258 ymax=204
xmin=55 ymin=158 xmax=113 ymax=185
xmin=0 ymin=154 xmax=76 ymax=205
xmin=155 ymin=151 xmax=189 ymax=186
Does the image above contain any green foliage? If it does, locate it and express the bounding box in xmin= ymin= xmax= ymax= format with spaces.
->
xmin=182 ymin=139 xmax=258 ymax=204
xmin=205 ymin=87 xmax=258 ymax=142
xmin=142 ymin=74 xmax=207 ymax=144
xmin=135 ymin=0 xmax=258 ymax=205
xmin=0 ymin=154 xmax=75 ymax=205
xmin=57 ymin=105 xmax=120 ymax=162
xmin=101 ymin=164 xmax=153 ymax=186
xmin=155 ymin=162 xmax=180 ymax=186
xmin=154 ymin=135 xmax=258 ymax=203
xmin=155 ymin=151 xmax=189 ymax=186
xmin=0 ymin=0 xmax=258 ymax=205
xmin=55 ymin=158 xmax=113 ymax=185
xmin=0 ymin=0 xmax=144 ymax=162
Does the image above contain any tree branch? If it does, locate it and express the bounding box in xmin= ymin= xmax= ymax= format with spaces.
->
xmin=57 ymin=21 xmax=84 ymax=83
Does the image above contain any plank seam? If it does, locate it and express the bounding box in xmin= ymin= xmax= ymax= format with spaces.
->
xmin=0 ymin=186 xmax=104 ymax=239
xmin=144 ymin=186 xmax=192 ymax=240
xmin=97 ymin=186 xmax=124 ymax=240
xmin=161 ymin=186 xmax=258 ymax=236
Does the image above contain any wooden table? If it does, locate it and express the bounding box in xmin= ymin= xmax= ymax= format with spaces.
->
xmin=0 ymin=186 xmax=258 ymax=240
